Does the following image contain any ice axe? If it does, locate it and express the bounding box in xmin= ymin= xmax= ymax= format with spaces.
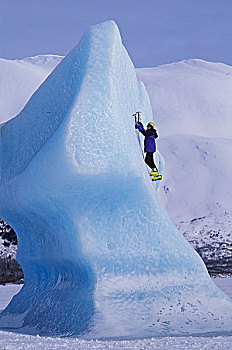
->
xmin=133 ymin=111 xmax=141 ymax=124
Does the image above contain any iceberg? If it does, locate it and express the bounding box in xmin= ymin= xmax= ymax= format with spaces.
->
xmin=0 ymin=21 xmax=232 ymax=338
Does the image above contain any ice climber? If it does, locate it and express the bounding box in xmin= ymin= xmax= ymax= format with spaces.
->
xmin=135 ymin=121 xmax=162 ymax=181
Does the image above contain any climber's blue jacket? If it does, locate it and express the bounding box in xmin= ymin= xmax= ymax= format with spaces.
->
xmin=135 ymin=122 xmax=158 ymax=153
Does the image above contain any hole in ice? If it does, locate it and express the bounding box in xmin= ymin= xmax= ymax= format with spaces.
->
xmin=0 ymin=219 xmax=24 ymax=285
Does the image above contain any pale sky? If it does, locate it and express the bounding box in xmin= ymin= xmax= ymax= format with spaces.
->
xmin=0 ymin=0 xmax=231 ymax=67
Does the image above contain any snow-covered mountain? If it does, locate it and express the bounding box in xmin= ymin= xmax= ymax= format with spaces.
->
xmin=0 ymin=55 xmax=231 ymax=276
xmin=137 ymin=60 xmax=232 ymax=274
xmin=137 ymin=59 xmax=232 ymax=139
xmin=0 ymin=55 xmax=62 ymax=124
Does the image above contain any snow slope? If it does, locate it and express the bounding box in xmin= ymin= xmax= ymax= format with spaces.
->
xmin=0 ymin=20 xmax=231 ymax=338
xmin=137 ymin=59 xmax=232 ymax=139
xmin=137 ymin=61 xmax=232 ymax=272
xmin=0 ymin=55 xmax=62 ymax=124
xmin=136 ymin=60 xmax=232 ymax=220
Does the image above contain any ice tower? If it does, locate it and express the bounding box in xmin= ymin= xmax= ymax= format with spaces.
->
xmin=0 ymin=21 xmax=232 ymax=338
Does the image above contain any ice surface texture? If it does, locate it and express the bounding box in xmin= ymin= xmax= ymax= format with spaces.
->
xmin=0 ymin=21 xmax=232 ymax=338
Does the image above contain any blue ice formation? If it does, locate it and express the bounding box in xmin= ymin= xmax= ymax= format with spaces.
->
xmin=0 ymin=21 xmax=232 ymax=338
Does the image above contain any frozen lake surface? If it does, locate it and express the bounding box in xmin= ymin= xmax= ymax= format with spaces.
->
xmin=0 ymin=280 xmax=232 ymax=349
xmin=0 ymin=284 xmax=22 ymax=310
xmin=214 ymin=277 xmax=232 ymax=299
xmin=0 ymin=331 xmax=232 ymax=350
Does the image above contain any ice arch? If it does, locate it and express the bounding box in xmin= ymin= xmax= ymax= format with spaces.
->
xmin=0 ymin=21 xmax=232 ymax=338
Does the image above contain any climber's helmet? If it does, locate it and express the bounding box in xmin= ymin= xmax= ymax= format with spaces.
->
xmin=147 ymin=122 xmax=154 ymax=129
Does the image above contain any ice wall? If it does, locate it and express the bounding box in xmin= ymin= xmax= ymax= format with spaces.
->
xmin=0 ymin=21 xmax=232 ymax=338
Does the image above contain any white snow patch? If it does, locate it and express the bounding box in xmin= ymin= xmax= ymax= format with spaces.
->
xmin=0 ymin=331 xmax=232 ymax=349
xmin=136 ymin=61 xmax=232 ymax=267
xmin=0 ymin=55 xmax=61 ymax=123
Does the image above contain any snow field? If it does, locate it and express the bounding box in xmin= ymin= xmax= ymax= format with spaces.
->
xmin=136 ymin=60 xmax=232 ymax=221
xmin=136 ymin=59 xmax=232 ymax=139
xmin=137 ymin=61 xmax=232 ymax=270
xmin=214 ymin=278 xmax=232 ymax=299
xmin=0 ymin=56 xmax=62 ymax=124
xmin=0 ymin=331 xmax=232 ymax=350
